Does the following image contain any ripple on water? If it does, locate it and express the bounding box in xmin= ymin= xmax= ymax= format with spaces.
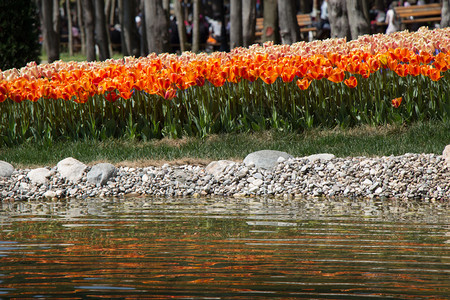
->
xmin=0 ymin=197 xmax=448 ymax=299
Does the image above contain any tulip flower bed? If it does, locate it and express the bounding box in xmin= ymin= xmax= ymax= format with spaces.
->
xmin=1 ymin=27 xmax=450 ymax=146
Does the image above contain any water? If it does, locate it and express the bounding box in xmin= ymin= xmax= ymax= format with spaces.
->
xmin=0 ymin=197 xmax=448 ymax=299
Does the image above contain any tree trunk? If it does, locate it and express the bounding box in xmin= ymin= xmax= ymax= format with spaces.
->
xmin=77 ymin=0 xmax=86 ymax=54
xmin=121 ymin=0 xmax=140 ymax=56
xmin=82 ymin=0 xmax=96 ymax=61
xmin=144 ymin=0 xmax=170 ymax=54
xmin=442 ymin=0 xmax=450 ymax=28
xmin=162 ymin=0 xmax=169 ymax=16
xmin=230 ymin=0 xmax=242 ymax=49
xmin=104 ymin=0 xmax=114 ymax=55
xmin=328 ymin=0 xmax=350 ymax=39
xmin=263 ymin=0 xmax=279 ymax=43
xmin=66 ymin=0 xmax=73 ymax=56
xmin=346 ymin=0 xmax=370 ymax=39
xmin=108 ymin=0 xmax=116 ymax=25
xmin=277 ymin=0 xmax=300 ymax=44
xmin=192 ymin=0 xmax=200 ymax=52
xmin=174 ymin=0 xmax=188 ymax=52
xmin=41 ymin=0 xmax=60 ymax=62
xmin=94 ymin=0 xmax=110 ymax=60
xmin=105 ymin=0 xmax=111 ymax=21
xmin=52 ymin=0 xmax=60 ymax=36
xmin=242 ymin=0 xmax=256 ymax=47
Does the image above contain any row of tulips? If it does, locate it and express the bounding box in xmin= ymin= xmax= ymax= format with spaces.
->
xmin=1 ymin=27 xmax=450 ymax=145
xmin=0 ymin=47 xmax=447 ymax=103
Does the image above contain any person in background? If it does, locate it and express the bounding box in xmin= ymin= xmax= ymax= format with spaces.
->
xmin=385 ymin=1 xmax=400 ymax=34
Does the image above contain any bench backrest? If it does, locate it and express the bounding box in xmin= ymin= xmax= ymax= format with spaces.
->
xmin=256 ymin=14 xmax=313 ymax=29
xmin=394 ymin=3 xmax=441 ymax=18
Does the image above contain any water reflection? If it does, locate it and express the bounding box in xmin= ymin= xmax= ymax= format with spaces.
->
xmin=0 ymin=197 xmax=449 ymax=299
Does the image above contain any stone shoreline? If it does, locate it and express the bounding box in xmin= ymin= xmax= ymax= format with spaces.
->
xmin=1 ymin=150 xmax=449 ymax=201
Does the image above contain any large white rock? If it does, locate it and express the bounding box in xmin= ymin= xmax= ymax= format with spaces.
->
xmin=205 ymin=160 xmax=236 ymax=179
xmin=43 ymin=190 xmax=57 ymax=199
xmin=443 ymin=144 xmax=450 ymax=168
xmin=303 ymin=153 xmax=336 ymax=162
xmin=27 ymin=168 xmax=51 ymax=185
xmin=0 ymin=160 xmax=15 ymax=177
xmin=243 ymin=150 xmax=293 ymax=170
xmin=0 ymin=161 xmax=14 ymax=177
xmin=57 ymin=157 xmax=87 ymax=182
xmin=87 ymin=163 xmax=117 ymax=185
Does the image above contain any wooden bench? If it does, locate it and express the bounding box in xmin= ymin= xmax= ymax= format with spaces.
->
xmin=255 ymin=14 xmax=317 ymax=41
xmin=395 ymin=3 xmax=442 ymax=28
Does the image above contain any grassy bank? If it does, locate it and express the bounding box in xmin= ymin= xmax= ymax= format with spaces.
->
xmin=1 ymin=121 xmax=449 ymax=168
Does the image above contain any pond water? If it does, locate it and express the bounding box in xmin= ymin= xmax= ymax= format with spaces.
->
xmin=0 ymin=197 xmax=448 ymax=299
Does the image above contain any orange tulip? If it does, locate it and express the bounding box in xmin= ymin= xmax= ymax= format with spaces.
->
xmin=344 ymin=76 xmax=357 ymax=88
xmin=0 ymin=82 xmax=8 ymax=101
xmin=163 ymin=88 xmax=177 ymax=100
xmin=427 ymin=68 xmax=442 ymax=81
xmin=392 ymin=48 xmax=410 ymax=63
xmin=394 ymin=64 xmax=409 ymax=77
xmin=408 ymin=64 xmax=420 ymax=76
xmin=295 ymin=63 xmax=309 ymax=78
xmin=296 ymin=78 xmax=311 ymax=90
xmin=367 ymin=57 xmax=381 ymax=72
xmin=260 ymin=67 xmax=278 ymax=84
xmin=327 ymin=52 xmax=341 ymax=66
xmin=306 ymin=65 xmax=325 ymax=80
xmin=105 ymin=91 xmax=120 ymax=103
xmin=195 ymin=76 xmax=205 ymax=86
xmin=417 ymin=51 xmax=432 ymax=64
xmin=326 ymin=68 xmax=345 ymax=83
xmin=391 ymin=97 xmax=402 ymax=108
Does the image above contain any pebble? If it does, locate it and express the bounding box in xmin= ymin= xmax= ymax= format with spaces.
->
xmin=1 ymin=154 xmax=449 ymax=201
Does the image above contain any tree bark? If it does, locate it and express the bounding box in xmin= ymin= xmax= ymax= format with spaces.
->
xmin=263 ymin=0 xmax=279 ymax=43
xmin=121 ymin=0 xmax=140 ymax=56
xmin=230 ymin=0 xmax=242 ymax=49
xmin=174 ymin=0 xmax=188 ymax=52
xmin=442 ymin=0 xmax=450 ymax=28
xmin=52 ymin=0 xmax=60 ymax=35
xmin=144 ymin=0 xmax=170 ymax=54
xmin=94 ymin=0 xmax=111 ymax=60
xmin=162 ymin=0 xmax=169 ymax=11
xmin=77 ymin=0 xmax=86 ymax=54
xmin=41 ymin=0 xmax=60 ymax=62
xmin=82 ymin=0 xmax=96 ymax=61
xmin=192 ymin=0 xmax=200 ymax=52
xmin=328 ymin=0 xmax=350 ymax=39
xmin=108 ymin=0 xmax=116 ymax=25
xmin=242 ymin=0 xmax=256 ymax=47
xmin=346 ymin=0 xmax=370 ymax=39
xmin=277 ymin=0 xmax=300 ymax=44
xmin=66 ymin=0 xmax=73 ymax=56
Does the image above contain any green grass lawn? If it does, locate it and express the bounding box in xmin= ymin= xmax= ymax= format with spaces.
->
xmin=1 ymin=121 xmax=449 ymax=168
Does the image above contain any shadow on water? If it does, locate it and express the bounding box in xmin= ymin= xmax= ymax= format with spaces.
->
xmin=0 ymin=197 xmax=449 ymax=299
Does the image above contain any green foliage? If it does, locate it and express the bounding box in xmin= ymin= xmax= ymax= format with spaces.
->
xmin=0 ymin=0 xmax=41 ymax=70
